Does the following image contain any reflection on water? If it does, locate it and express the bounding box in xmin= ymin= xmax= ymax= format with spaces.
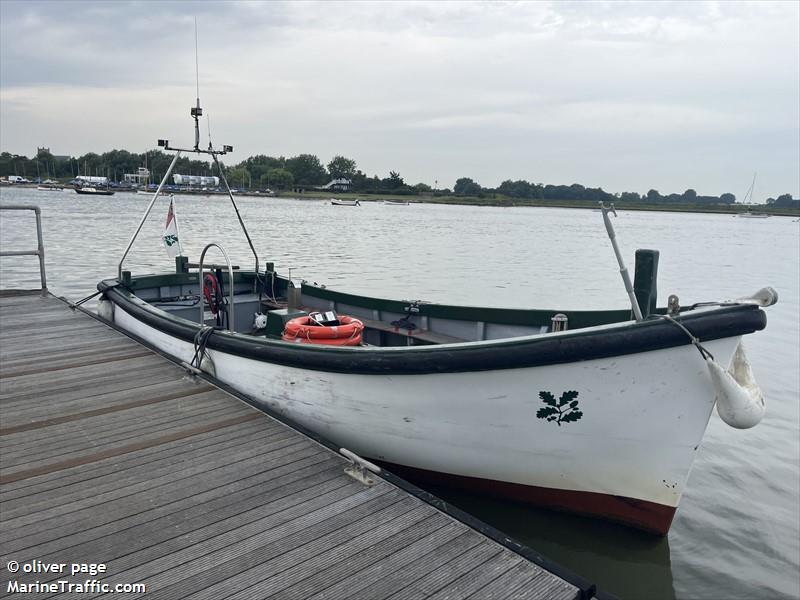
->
xmin=1 ymin=187 xmax=798 ymax=600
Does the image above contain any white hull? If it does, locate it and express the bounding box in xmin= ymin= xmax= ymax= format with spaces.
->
xmin=111 ymin=303 xmax=741 ymax=529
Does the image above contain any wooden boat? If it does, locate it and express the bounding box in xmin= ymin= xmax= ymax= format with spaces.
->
xmin=75 ymin=186 xmax=114 ymax=196
xmin=331 ymin=198 xmax=360 ymax=206
xmin=97 ymin=92 xmax=776 ymax=536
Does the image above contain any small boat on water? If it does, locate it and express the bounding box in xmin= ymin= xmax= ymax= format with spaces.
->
xmin=331 ymin=198 xmax=360 ymax=206
xmin=736 ymin=211 xmax=771 ymax=218
xmin=75 ymin=186 xmax=114 ymax=196
xmin=97 ymin=88 xmax=776 ymax=536
xmin=36 ymin=185 xmax=64 ymax=191
xmin=383 ymin=200 xmax=409 ymax=206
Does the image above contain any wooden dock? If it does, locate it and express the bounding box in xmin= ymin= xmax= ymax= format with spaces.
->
xmin=0 ymin=292 xmax=596 ymax=599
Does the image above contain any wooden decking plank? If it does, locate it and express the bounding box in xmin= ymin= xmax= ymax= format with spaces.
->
xmin=0 ymin=412 xmax=262 ymax=486
xmin=357 ymin=531 xmax=486 ymax=600
xmin=0 ymin=329 xmax=136 ymax=356
xmin=1 ymin=425 xmax=298 ymax=518
xmin=0 ymin=441 xmax=321 ymax=545
xmin=252 ymin=511 xmax=452 ymax=600
xmin=0 ymin=420 xmax=276 ymax=505
xmin=0 ymin=383 xmax=216 ymax=435
xmin=2 ymin=452 xmax=340 ymax=558
xmin=176 ymin=495 xmax=420 ymax=600
xmin=106 ymin=488 xmax=400 ymax=600
xmin=0 ymin=348 xmax=154 ymax=378
xmin=383 ymin=542 xmax=505 ymax=600
xmin=0 ymin=333 xmax=142 ymax=360
xmin=48 ymin=463 xmax=348 ymax=566
xmin=6 ymin=472 xmax=364 ymax=592
xmin=0 ymin=352 xmax=172 ymax=389
xmin=143 ymin=489 xmax=403 ymax=600
xmin=0 ymin=426 xmax=305 ymax=528
xmin=216 ymin=505 xmax=435 ymax=600
xmin=77 ymin=484 xmax=394 ymax=599
xmin=463 ymin=561 xmax=545 ymax=600
xmin=514 ymin=570 xmax=582 ymax=600
xmin=425 ymin=552 xmax=525 ymax=600
xmin=1 ymin=400 xmax=252 ymax=468
xmin=0 ymin=319 xmax=110 ymax=339
xmin=0 ymin=342 xmax=147 ymax=371
xmin=0 ymin=417 xmax=273 ymax=497
xmin=1 ymin=390 xmax=238 ymax=447
xmin=0 ymin=360 xmax=185 ymax=403
xmin=1 ymin=391 xmax=247 ymax=455
xmin=0 ymin=378 xmax=210 ymax=426
xmin=297 ymin=520 xmax=466 ymax=600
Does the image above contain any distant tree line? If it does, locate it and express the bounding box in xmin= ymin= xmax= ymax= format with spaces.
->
xmin=766 ymin=194 xmax=799 ymax=208
xmin=1 ymin=148 xmax=797 ymax=207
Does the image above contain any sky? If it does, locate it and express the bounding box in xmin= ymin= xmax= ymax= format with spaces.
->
xmin=1 ymin=0 xmax=798 ymax=200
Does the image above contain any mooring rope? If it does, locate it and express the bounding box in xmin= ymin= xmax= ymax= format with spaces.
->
xmin=660 ymin=314 xmax=714 ymax=361
xmin=67 ymin=290 xmax=103 ymax=309
xmin=191 ymin=325 xmax=216 ymax=370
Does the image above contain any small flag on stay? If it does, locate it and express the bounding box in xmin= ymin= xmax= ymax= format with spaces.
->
xmin=163 ymin=194 xmax=183 ymax=259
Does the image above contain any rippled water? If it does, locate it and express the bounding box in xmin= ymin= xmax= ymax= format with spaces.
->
xmin=2 ymin=187 xmax=798 ymax=599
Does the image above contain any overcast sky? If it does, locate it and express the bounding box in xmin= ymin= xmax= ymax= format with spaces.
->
xmin=1 ymin=0 xmax=798 ymax=199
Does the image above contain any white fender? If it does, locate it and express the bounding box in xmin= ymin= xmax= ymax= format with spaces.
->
xmin=708 ymin=342 xmax=765 ymax=429
xmin=97 ymin=297 xmax=115 ymax=322
xmin=199 ymin=354 xmax=216 ymax=378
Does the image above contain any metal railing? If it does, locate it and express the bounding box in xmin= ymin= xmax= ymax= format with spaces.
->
xmin=0 ymin=205 xmax=47 ymax=296
xmin=198 ymin=242 xmax=235 ymax=329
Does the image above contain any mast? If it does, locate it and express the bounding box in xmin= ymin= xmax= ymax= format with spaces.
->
xmin=118 ymin=19 xmax=259 ymax=279
xmin=743 ymin=172 xmax=757 ymax=204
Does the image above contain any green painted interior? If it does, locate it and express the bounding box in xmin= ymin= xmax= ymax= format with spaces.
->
xmin=123 ymin=267 xmax=632 ymax=329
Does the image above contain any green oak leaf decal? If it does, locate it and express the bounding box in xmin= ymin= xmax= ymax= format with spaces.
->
xmin=536 ymin=390 xmax=583 ymax=426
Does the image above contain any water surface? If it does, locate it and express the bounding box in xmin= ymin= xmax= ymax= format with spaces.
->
xmin=1 ymin=187 xmax=798 ymax=599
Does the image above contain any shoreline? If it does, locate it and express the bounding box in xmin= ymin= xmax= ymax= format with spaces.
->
xmin=3 ymin=182 xmax=798 ymax=217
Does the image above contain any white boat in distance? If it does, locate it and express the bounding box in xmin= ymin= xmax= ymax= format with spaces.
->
xmin=331 ymin=198 xmax=360 ymax=206
xmin=736 ymin=211 xmax=771 ymax=218
xmin=98 ymin=88 xmax=776 ymax=536
xmin=383 ymin=200 xmax=410 ymax=206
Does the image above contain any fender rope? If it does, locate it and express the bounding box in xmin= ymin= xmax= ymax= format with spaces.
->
xmin=660 ymin=314 xmax=714 ymax=361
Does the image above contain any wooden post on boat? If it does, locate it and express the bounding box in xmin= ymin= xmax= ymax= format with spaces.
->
xmin=634 ymin=249 xmax=660 ymax=318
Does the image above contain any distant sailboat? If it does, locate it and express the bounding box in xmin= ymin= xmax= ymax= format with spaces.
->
xmin=737 ymin=173 xmax=770 ymax=218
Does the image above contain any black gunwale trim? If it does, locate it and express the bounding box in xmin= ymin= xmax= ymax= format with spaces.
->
xmin=99 ymin=278 xmax=766 ymax=375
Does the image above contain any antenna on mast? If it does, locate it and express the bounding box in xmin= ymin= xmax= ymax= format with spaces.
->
xmin=191 ymin=17 xmax=202 ymax=151
xmin=157 ymin=18 xmax=232 ymax=158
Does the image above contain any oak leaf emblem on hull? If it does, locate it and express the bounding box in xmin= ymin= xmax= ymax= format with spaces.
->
xmin=537 ymin=390 xmax=583 ymax=426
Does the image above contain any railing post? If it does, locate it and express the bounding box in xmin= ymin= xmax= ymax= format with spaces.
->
xmin=34 ymin=207 xmax=47 ymax=296
xmin=0 ymin=205 xmax=47 ymax=296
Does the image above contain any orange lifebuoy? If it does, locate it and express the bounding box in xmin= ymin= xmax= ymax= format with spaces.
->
xmin=282 ymin=315 xmax=364 ymax=346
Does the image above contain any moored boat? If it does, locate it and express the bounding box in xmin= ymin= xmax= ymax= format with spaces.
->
xmin=382 ymin=199 xmax=410 ymax=206
xmin=736 ymin=211 xmax=771 ymax=218
xmin=75 ymin=186 xmax=115 ymax=196
xmin=331 ymin=198 xmax=360 ymax=206
xmin=97 ymin=87 xmax=776 ymax=536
